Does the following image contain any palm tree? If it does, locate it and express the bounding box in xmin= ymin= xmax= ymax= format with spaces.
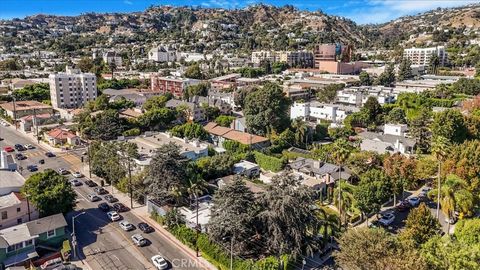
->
xmin=431 ymin=136 xmax=451 ymax=219
xmin=333 ymin=181 xmax=356 ymax=227
xmin=292 ymin=119 xmax=309 ymax=149
xmin=331 ymin=138 xmax=353 ymax=228
xmin=316 ymin=206 xmax=339 ymax=247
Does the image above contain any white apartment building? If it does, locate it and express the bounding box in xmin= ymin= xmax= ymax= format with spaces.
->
xmin=403 ymin=46 xmax=447 ymax=66
xmin=251 ymin=50 xmax=314 ymax=67
xmin=48 ymin=66 xmax=97 ymax=109
xmin=102 ymin=51 xmax=122 ymax=67
xmin=251 ymin=51 xmax=278 ymax=64
xmin=148 ymin=45 xmax=177 ymax=62
xmin=290 ymin=101 xmax=359 ymax=124
xmin=336 ymin=86 xmax=396 ymax=107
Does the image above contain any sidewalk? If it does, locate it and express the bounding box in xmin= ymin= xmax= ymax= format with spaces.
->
xmin=78 ymin=166 xmax=217 ymax=270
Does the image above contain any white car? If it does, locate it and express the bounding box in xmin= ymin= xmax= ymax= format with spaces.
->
xmin=107 ymin=211 xmax=121 ymax=221
xmin=131 ymin=234 xmax=148 ymax=247
xmin=408 ymin=196 xmax=420 ymax=207
xmin=72 ymin=171 xmax=83 ymax=178
xmin=119 ymin=220 xmax=134 ymax=231
xmin=58 ymin=168 xmax=69 ymax=175
xmin=151 ymin=255 xmax=169 ymax=270
xmin=378 ymin=213 xmax=395 ymax=226
xmin=24 ymin=144 xmax=34 ymax=149
xmin=69 ymin=179 xmax=82 ymax=186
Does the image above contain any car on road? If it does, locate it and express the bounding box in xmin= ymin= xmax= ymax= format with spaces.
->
xmin=45 ymin=152 xmax=55 ymax=157
xmin=40 ymin=257 xmax=63 ymax=270
xmin=138 ymin=222 xmax=154 ymax=233
xmin=408 ymin=196 xmax=420 ymax=207
xmin=88 ymin=194 xmax=101 ymax=202
xmin=58 ymin=168 xmax=69 ymax=175
xmin=70 ymin=179 xmax=82 ymax=186
xmin=151 ymin=255 xmax=169 ymax=270
xmin=14 ymin=144 xmax=26 ymax=151
xmin=396 ymin=200 xmax=411 ymax=212
xmin=27 ymin=165 xmax=38 ymax=172
xmin=98 ymin=202 xmax=110 ymax=212
xmin=24 ymin=144 xmax=34 ymax=149
xmin=378 ymin=213 xmax=396 ymax=226
xmin=107 ymin=211 xmax=121 ymax=221
xmin=104 ymin=195 xmax=118 ymax=203
xmin=1 ymin=122 xmax=9 ymax=127
xmin=119 ymin=220 xmax=134 ymax=231
xmin=84 ymin=180 xmax=97 ymax=187
xmin=72 ymin=171 xmax=83 ymax=178
xmin=131 ymin=234 xmax=148 ymax=247
xmin=0 ymin=137 xmax=3 ymax=141
xmin=3 ymin=146 xmax=14 ymax=152
xmin=113 ymin=203 xmax=128 ymax=212
xmin=39 ymin=159 xmax=45 ymax=164
xmin=94 ymin=187 xmax=108 ymax=195
xmin=15 ymin=153 xmax=26 ymax=160
xmin=445 ymin=216 xmax=457 ymax=224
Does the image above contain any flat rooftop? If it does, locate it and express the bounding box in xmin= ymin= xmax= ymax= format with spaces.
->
xmin=132 ymin=133 xmax=207 ymax=156
xmin=0 ymin=170 xmax=25 ymax=195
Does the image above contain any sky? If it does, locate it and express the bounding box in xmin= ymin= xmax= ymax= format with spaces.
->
xmin=1 ymin=0 xmax=478 ymax=24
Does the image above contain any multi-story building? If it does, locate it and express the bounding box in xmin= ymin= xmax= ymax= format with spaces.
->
xmin=313 ymin=43 xmax=364 ymax=74
xmin=0 ymin=101 xmax=53 ymax=119
xmin=48 ymin=66 xmax=97 ymax=109
xmin=251 ymin=51 xmax=314 ymax=67
xmin=0 ymin=192 xmax=39 ymax=230
xmin=403 ymin=46 xmax=447 ymax=66
xmin=102 ymin=51 xmax=122 ymax=67
xmin=150 ymin=75 xmax=201 ymax=98
xmin=251 ymin=51 xmax=278 ymax=65
xmin=148 ymin=45 xmax=177 ymax=62
xmin=336 ymin=86 xmax=396 ymax=106
xmin=290 ymin=101 xmax=359 ymax=124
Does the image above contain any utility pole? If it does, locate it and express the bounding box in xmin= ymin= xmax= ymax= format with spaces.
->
xmin=87 ymin=143 xmax=92 ymax=178
xmin=127 ymin=156 xmax=133 ymax=209
xmin=195 ymin=194 xmax=199 ymax=257
xmin=72 ymin=212 xmax=85 ymax=259
xmin=33 ymin=108 xmax=39 ymax=143
xmin=12 ymin=97 xmax=17 ymax=130
xmin=25 ymin=194 xmax=31 ymax=221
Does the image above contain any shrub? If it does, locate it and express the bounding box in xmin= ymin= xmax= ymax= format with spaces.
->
xmin=122 ymin=128 xmax=140 ymax=137
xmin=254 ymin=151 xmax=286 ymax=172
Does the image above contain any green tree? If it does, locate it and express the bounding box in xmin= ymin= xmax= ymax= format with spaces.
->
xmin=13 ymin=83 xmax=50 ymax=102
xmin=195 ymin=154 xmax=236 ymax=180
xmin=184 ymin=83 xmax=209 ymax=100
xmin=291 ymin=118 xmax=311 ymax=148
xmin=317 ymin=83 xmax=344 ymax=103
xmin=397 ymin=58 xmax=413 ymax=81
xmin=184 ymin=63 xmax=203 ymax=79
xmin=244 ymin=82 xmax=291 ymax=136
xmin=233 ymin=86 xmax=255 ymax=109
xmin=376 ymin=63 xmax=395 ymax=86
xmin=170 ymin=122 xmax=207 ymax=140
xmin=142 ymin=95 xmax=171 ymax=111
xmin=431 ymin=136 xmax=451 ymax=220
xmin=214 ymin=115 xmax=235 ymax=127
xmin=89 ymin=109 xmax=126 ymax=140
xmin=22 ymin=169 xmax=77 ymax=216
xmin=355 ymin=169 xmax=392 ymax=222
xmin=362 ymin=97 xmax=383 ymax=125
xmin=429 ymin=54 xmax=440 ymax=75
xmin=431 ymin=109 xmax=467 ymax=144
xmin=385 ymin=107 xmax=407 ymax=124
xmin=409 ymin=107 xmax=432 ymax=153
xmin=138 ymin=108 xmax=175 ymax=131
xmin=400 ymin=203 xmax=440 ymax=247
xmin=383 ymin=153 xmax=417 ymax=203
xmin=331 ymin=138 xmax=354 ymax=227
xmin=359 ymin=71 xmax=372 ymax=86
xmin=77 ymin=56 xmax=94 ymax=73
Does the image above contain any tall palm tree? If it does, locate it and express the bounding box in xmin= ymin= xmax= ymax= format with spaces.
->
xmin=316 ymin=207 xmax=339 ymax=246
xmin=331 ymin=138 xmax=353 ymax=228
xmin=292 ymin=119 xmax=309 ymax=149
xmin=431 ymin=136 xmax=451 ymax=219
xmin=333 ymin=181 xmax=356 ymax=227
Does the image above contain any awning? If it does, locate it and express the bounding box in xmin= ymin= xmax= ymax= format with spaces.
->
xmin=4 ymin=250 xmax=39 ymax=267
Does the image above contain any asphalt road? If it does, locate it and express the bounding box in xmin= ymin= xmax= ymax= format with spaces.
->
xmin=0 ymin=125 xmax=203 ymax=270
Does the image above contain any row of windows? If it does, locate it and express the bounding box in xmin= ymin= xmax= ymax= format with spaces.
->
xmin=6 ymin=239 xmax=34 ymax=253
xmin=1 ymin=208 xmax=22 ymax=220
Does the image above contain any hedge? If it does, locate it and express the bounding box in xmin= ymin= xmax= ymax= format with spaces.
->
xmin=253 ymin=151 xmax=286 ymax=172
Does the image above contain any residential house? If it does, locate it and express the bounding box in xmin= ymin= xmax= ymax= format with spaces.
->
xmin=188 ymin=95 xmax=232 ymax=115
xmin=290 ymin=101 xmax=359 ymax=124
xmin=209 ymin=73 xmax=240 ymax=91
xmin=0 ymin=151 xmax=18 ymax=172
xmin=358 ymin=124 xmax=415 ymax=155
xmin=336 ymin=86 xmax=396 ymax=106
xmin=45 ymin=128 xmax=80 ymax=146
xmin=148 ymin=45 xmax=177 ymax=62
xmin=165 ymin=99 xmax=205 ymax=122
xmin=233 ymin=160 xmax=260 ymax=178
xmin=19 ymin=113 xmax=57 ymax=133
xmin=0 ymin=101 xmax=53 ymax=119
xmin=0 ymin=214 xmax=67 ymax=268
xmin=0 ymin=192 xmax=39 ymax=230
xmin=204 ymin=122 xmax=270 ymax=150
xmin=179 ymin=195 xmax=212 ymax=233
xmin=150 ymin=75 xmax=201 ymax=98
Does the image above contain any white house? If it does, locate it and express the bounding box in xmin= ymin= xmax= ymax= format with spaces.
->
xmin=336 ymin=86 xmax=396 ymax=106
xmin=358 ymin=124 xmax=415 ymax=155
xmin=233 ymin=160 xmax=260 ymax=178
xmin=290 ymin=101 xmax=359 ymax=124
xmin=148 ymin=45 xmax=177 ymax=62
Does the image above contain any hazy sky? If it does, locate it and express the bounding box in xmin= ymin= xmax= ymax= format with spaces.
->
xmin=1 ymin=0 xmax=478 ymax=24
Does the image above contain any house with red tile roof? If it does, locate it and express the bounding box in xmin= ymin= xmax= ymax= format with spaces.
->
xmin=45 ymin=128 xmax=80 ymax=147
xmin=204 ymin=122 xmax=270 ymax=150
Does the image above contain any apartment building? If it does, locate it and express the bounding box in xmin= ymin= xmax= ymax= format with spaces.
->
xmin=290 ymin=101 xmax=359 ymax=124
xmin=251 ymin=50 xmax=314 ymax=67
xmin=48 ymin=66 xmax=97 ymax=109
xmin=150 ymin=75 xmax=201 ymax=98
xmin=251 ymin=51 xmax=278 ymax=64
xmin=148 ymin=45 xmax=177 ymax=62
xmin=102 ymin=51 xmax=122 ymax=67
xmin=336 ymin=86 xmax=396 ymax=106
xmin=0 ymin=192 xmax=39 ymax=230
xmin=403 ymin=46 xmax=447 ymax=66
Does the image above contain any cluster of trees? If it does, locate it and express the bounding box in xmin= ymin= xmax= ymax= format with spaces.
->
xmin=97 ymin=78 xmax=146 ymax=90
xmin=0 ymin=58 xmax=23 ymax=70
xmin=12 ymin=83 xmax=50 ymax=102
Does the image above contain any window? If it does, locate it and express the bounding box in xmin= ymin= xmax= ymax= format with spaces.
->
xmin=14 ymin=242 xmax=23 ymax=250
xmin=17 ymin=207 xmax=21 ymax=212
xmin=25 ymin=239 xmax=33 ymax=246
xmin=17 ymin=218 xmax=22 ymax=224
xmin=47 ymin=229 xmax=56 ymax=238
xmin=7 ymin=245 xmax=15 ymax=253
xmin=1 ymin=211 xmax=7 ymax=220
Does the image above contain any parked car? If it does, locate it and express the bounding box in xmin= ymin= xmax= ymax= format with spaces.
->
xmin=84 ymin=180 xmax=97 ymax=187
xmin=151 ymin=255 xmax=169 ymax=270
xmin=40 ymin=257 xmax=63 ymax=270
xmin=14 ymin=144 xmax=25 ymax=151
xmin=119 ymin=220 xmax=134 ymax=231
xmin=0 ymin=137 xmax=3 ymax=141
xmin=107 ymin=211 xmax=121 ymax=221
xmin=39 ymin=159 xmax=45 ymax=164
xmin=45 ymin=152 xmax=56 ymax=157
xmin=70 ymin=179 xmax=82 ymax=186
xmin=3 ymin=146 xmax=14 ymax=152
xmin=58 ymin=168 xmax=69 ymax=175
xmin=72 ymin=171 xmax=83 ymax=178
xmin=132 ymin=234 xmax=148 ymax=247
xmin=138 ymin=222 xmax=154 ymax=233
xmin=408 ymin=196 xmax=420 ymax=207
xmin=445 ymin=217 xmax=457 ymax=225
xmin=378 ymin=213 xmax=396 ymax=226
xmin=94 ymin=187 xmax=108 ymax=195
xmin=396 ymin=200 xmax=411 ymax=212
xmin=24 ymin=144 xmax=34 ymax=149
xmin=104 ymin=195 xmax=118 ymax=203
xmin=88 ymin=194 xmax=101 ymax=202
xmin=27 ymin=165 xmax=38 ymax=172
xmin=98 ymin=202 xmax=110 ymax=212
xmin=15 ymin=153 xmax=26 ymax=160
xmin=113 ymin=203 xmax=128 ymax=212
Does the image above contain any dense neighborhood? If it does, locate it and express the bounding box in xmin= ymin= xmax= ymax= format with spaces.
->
xmin=0 ymin=2 xmax=480 ymax=270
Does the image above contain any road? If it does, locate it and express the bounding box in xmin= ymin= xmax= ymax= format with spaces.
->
xmin=0 ymin=125 xmax=204 ymax=270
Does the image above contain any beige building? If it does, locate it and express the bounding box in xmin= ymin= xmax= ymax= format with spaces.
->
xmin=403 ymin=46 xmax=447 ymax=66
xmin=0 ymin=192 xmax=38 ymax=230
xmin=48 ymin=66 xmax=97 ymax=109
xmin=0 ymin=100 xmax=53 ymax=119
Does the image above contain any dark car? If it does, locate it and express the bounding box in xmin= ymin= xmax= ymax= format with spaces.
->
xmin=39 ymin=159 xmax=45 ymax=164
xmin=27 ymin=165 xmax=38 ymax=172
xmin=45 ymin=152 xmax=56 ymax=157
xmin=138 ymin=222 xmax=154 ymax=233
xmin=15 ymin=153 xmax=26 ymax=160
xmin=0 ymin=137 xmax=4 ymax=141
xmin=84 ymin=180 xmax=98 ymax=187
xmin=104 ymin=195 xmax=118 ymax=203
xmin=14 ymin=144 xmax=25 ymax=151
xmin=98 ymin=202 xmax=110 ymax=212
xmin=94 ymin=187 xmax=108 ymax=195
xmin=396 ymin=200 xmax=411 ymax=212
xmin=112 ymin=203 xmax=128 ymax=212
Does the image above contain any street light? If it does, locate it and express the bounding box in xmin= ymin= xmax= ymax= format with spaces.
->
xmin=72 ymin=212 xmax=85 ymax=259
